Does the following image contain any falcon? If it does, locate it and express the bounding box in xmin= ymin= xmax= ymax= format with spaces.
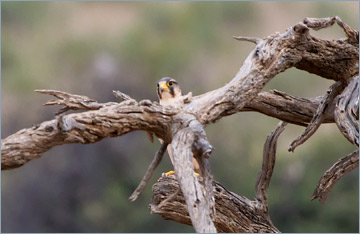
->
xmin=156 ymin=77 xmax=200 ymax=176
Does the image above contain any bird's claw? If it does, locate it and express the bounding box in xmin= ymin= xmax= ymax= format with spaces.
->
xmin=162 ymin=170 xmax=175 ymax=177
xmin=162 ymin=170 xmax=200 ymax=177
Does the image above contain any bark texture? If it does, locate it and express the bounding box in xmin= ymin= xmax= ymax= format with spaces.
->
xmin=150 ymin=176 xmax=280 ymax=233
xmin=2 ymin=17 xmax=358 ymax=233
xmin=151 ymin=122 xmax=286 ymax=233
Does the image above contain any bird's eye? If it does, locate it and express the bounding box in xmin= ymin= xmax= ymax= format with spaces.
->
xmin=167 ymin=81 xmax=174 ymax=87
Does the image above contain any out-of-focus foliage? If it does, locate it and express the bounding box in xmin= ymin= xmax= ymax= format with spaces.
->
xmin=1 ymin=2 xmax=358 ymax=233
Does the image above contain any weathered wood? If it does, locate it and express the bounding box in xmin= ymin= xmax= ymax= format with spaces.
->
xmin=1 ymin=16 xmax=359 ymax=233
xmin=288 ymin=81 xmax=345 ymax=152
xmin=334 ymin=76 xmax=359 ymax=147
xmin=150 ymin=175 xmax=280 ymax=233
xmin=1 ymin=89 xmax=337 ymax=171
xmin=186 ymin=18 xmax=358 ymax=125
xmin=243 ymin=90 xmax=335 ymax=126
xmin=1 ymin=100 xmax=176 ymax=170
xmin=35 ymin=89 xmax=115 ymax=114
xmin=129 ymin=142 xmax=168 ymax=202
xmin=303 ymin=17 xmax=359 ymax=45
xmin=171 ymin=123 xmax=216 ymax=233
xmin=151 ymin=121 xmax=287 ymax=232
xmin=255 ymin=122 xmax=287 ymax=211
xmin=233 ymin=36 xmax=261 ymax=44
xmin=311 ymin=149 xmax=359 ymax=202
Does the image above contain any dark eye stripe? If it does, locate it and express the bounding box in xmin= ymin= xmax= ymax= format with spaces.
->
xmin=169 ymin=86 xmax=175 ymax=97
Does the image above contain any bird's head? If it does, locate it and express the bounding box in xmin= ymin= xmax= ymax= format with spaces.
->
xmin=157 ymin=77 xmax=182 ymax=105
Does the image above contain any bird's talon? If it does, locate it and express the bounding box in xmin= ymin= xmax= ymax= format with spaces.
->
xmin=163 ymin=170 xmax=175 ymax=176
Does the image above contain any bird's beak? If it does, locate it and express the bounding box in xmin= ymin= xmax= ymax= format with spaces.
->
xmin=159 ymin=83 xmax=168 ymax=92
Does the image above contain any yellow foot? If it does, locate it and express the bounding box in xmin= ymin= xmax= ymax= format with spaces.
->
xmin=163 ymin=170 xmax=175 ymax=176
xmin=162 ymin=170 xmax=200 ymax=177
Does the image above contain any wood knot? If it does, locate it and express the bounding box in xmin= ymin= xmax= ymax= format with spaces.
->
xmin=293 ymin=23 xmax=309 ymax=35
xmin=58 ymin=115 xmax=85 ymax=132
xmin=45 ymin=126 xmax=54 ymax=132
xmin=139 ymin=99 xmax=152 ymax=106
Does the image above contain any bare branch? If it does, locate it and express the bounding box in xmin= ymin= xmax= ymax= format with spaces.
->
xmin=188 ymin=19 xmax=358 ymax=125
xmin=311 ymin=149 xmax=359 ymax=203
xmin=171 ymin=123 xmax=216 ymax=233
xmin=255 ymin=121 xmax=287 ymax=210
xmin=233 ymin=36 xmax=262 ymax=45
xmin=129 ymin=142 xmax=168 ymax=202
xmin=1 ymin=89 xmax=336 ymax=171
xmin=303 ymin=16 xmax=359 ymax=44
xmin=288 ymin=81 xmax=345 ymax=152
xmin=35 ymin=89 xmax=113 ymax=114
xmin=2 ymin=17 xmax=359 ymax=232
xmin=334 ymin=76 xmax=359 ymax=147
xmin=1 ymin=101 xmax=176 ymax=170
xmin=150 ymin=175 xmax=280 ymax=233
xmin=113 ymin=90 xmax=133 ymax=102
xmin=243 ymin=90 xmax=335 ymax=126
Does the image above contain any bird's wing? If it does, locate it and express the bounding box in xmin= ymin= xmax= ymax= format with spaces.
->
xmin=146 ymin=131 xmax=154 ymax=142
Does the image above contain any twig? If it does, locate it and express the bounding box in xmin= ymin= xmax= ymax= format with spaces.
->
xmin=233 ymin=36 xmax=262 ymax=45
xmin=311 ymin=149 xmax=359 ymax=203
xmin=35 ymin=89 xmax=114 ymax=115
xmin=255 ymin=121 xmax=287 ymax=210
xmin=288 ymin=81 xmax=344 ymax=152
xmin=113 ymin=90 xmax=133 ymax=102
xmin=129 ymin=143 xmax=168 ymax=202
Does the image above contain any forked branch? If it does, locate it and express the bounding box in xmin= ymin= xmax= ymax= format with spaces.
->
xmin=151 ymin=121 xmax=287 ymax=232
xmin=288 ymin=81 xmax=345 ymax=152
xmin=1 ymin=16 xmax=358 ymax=233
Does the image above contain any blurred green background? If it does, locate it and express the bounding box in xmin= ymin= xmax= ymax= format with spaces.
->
xmin=1 ymin=1 xmax=358 ymax=233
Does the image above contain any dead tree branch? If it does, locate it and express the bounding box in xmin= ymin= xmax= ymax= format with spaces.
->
xmin=129 ymin=142 xmax=168 ymax=202
xmin=150 ymin=176 xmax=280 ymax=233
xmin=303 ymin=16 xmax=359 ymax=45
xmin=151 ymin=121 xmax=287 ymax=233
xmin=288 ymin=81 xmax=345 ymax=152
xmin=233 ymin=36 xmax=262 ymax=44
xmin=171 ymin=122 xmax=216 ymax=233
xmin=334 ymin=76 xmax=359 ymax=147
xmin=311 ymin=149 xmax=359 ymax=203
xmin=2 ymin=89 xmax=337 ymax=171
xmin=186 ymin=17 xmax=358 ymax=125
xmin=1 ymin=100 xmax=176 ymax=170
xmin=242 ymin=90 xmax=335 ymax=126
xmin=35 ymin=89 xmax=116 ymax=114
xmin=255 ymin=121 xmax=287 ymax=211
xmin=2 ymin=17 xmax=358 ymax=233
